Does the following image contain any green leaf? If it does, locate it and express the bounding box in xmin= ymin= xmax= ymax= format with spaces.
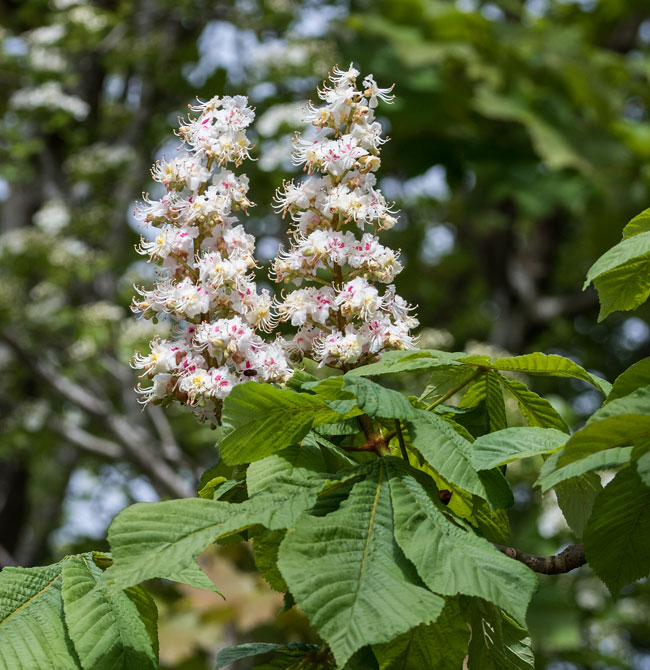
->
xmin=252 ymin=529 xmax=287 ymax=592
xmin=386 ymin=459 xmax=536 ymax=626
xmin=588 ymin=385 xmax=650 ymax=423
xmin=122 ymin=584 xmax=159 ymax=660
xmin=373 ymin=598 xmax=469 ymax=670
xmin=497 ymin=376 xmax=569 ymax=432
xmin=583 ymin=231 xmax=650 ymax=320
xmin=344 ymin=647 xmax=379 ymax=670
xmin=61 ymin=555 xmax=157 ymax=670
xmin=255 ymin=652 xmax=326 ymax=670
xmin=537 ymin=448 xmax=634 ymax=492
xmin=302 ymin=375 xmax=350 ymax=400
xmin=492 ymin=353 xmax=609 ymax=394
xmin=449 ymin=401 xmax=491 ymax=439
xmin=556 ymin=415 xmax=650 ymax=468
xmin=246 ymin=441 xmax=328 ymax=496
xmin=285 ymin=368 xmax=318 ymax=390
xmin=277 ymin=461 xmax=444 ymax=668
xmin=346 ymin=350 xmax=468 ymax=377
xmin=458 ymin=373 xmax=487 ymax=409
xmin=592 ymin=254 xmax=650 ymax=320
xmin=102 ymin=483 xmax=320 ymax=590
xmin=197 ymin=476 xmax=228 ymax=500
xmin=638 ymin=450 xmax=650 ymax=487
xmin=406 ymin=411 xmax=487 ymax=499
xmin=471 ymin=501 xmax=512 ymax=546
xmin=465 ymin=600 xmax=535 ymax=670
xmin=168 ymin=561 xmax=219 ymax=593
xmin=342 ymin=375 xmax=420 ymax=421
xmin=219 ymin=382 xmax=342 ymax=465
xmin=215 ymin=643 xmax=318 ymax=669
xmin=607 ymin=357 xmax=650 ymax=402
xmin=583 ymin=467 xmax=650 ymax=595
xmin=585 ymin=230 xmax=650 ymax=286
xmin=486 ymin=371 xmax=507 ymax=431
xmin=472 ymin=427 xmax=567 ymax=471
xmin=554 ymin=473 xmax=602 ymax=538
xmin=0 ymin=561 xmax=80 ymax=669
xmin=478 ymin=469 xmax=514 ymax=510
xmin=622 ymin=207 xmax=650 ymax=238
xmin=420 ymin=365 xmax=480 ymax=404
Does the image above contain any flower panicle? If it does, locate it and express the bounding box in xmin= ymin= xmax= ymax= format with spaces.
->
xmin=131 ymin=95 xmax=290 ymax=422
xmin=270 ymin=65 xmax=418 ymax=370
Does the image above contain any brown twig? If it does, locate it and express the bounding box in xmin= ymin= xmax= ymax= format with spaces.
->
xmin=492 ymin=543 xmax=586 ymax=574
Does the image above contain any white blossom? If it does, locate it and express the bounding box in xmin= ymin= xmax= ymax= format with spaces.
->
xmin=10 ymin=81 xmax=90 ymax=120
xmin=271 ymin=66 xmax=418 ymax=368
xmin=132 ymin=95 xmax=291 ymax=421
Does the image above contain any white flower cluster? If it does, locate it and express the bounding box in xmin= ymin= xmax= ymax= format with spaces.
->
xmin=132 ymin=95 xmax=291 ymax=420
xmin=270 ymin=65 xmax=418 ymax=368
xmin=10 ymin=81 xmax=90 ymax=120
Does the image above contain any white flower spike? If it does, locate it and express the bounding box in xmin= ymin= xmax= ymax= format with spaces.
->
xmin=271 ymin=65 xmax=418 ymax=369
xmin=132 ymin=95 xmax=291 ymax=422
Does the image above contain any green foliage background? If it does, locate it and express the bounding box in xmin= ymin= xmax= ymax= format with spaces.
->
xmin=1 ymin=0 xmax=650 ymax=668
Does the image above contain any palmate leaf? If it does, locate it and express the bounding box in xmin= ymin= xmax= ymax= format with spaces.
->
xmin=471 ymin=427 xmax=567 ymax=471
xmin=0 ymin=561 xmax=80 ymax=669
xmin=465 ymin=600 xmax=534 ymax=670
xmin=373 ymin=598 xmax=469 ymax=670
xmin=497 ymin=376 xmax=569 ymax=432
xmin=61 ymin=555 xmax=157 ymax=670
xmin=277 ymin=460 xmax=444 ymax=669
xmin=386 ymin=459 xmax=536 ymax=626
xmin=583 ymin=467 xmax=650 ymax=595
xmin=218 ymin=382 xmax=344 ymax=465
xmin=583 ymin=230 xmax=650 ymax=320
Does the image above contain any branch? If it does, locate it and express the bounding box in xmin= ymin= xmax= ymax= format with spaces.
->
xmin=50 ymin=417 xmax=123 ymax=460
xmin=3 ymin=333 xmax=193 ymax=499
xmin=146 ymin=404 xmax=185 ymax=464
xmin=493 ymin=543 xmax=586 ymax=575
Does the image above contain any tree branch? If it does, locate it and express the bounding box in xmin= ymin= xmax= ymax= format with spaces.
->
xmin=493 ymin=543 xmax=586 ymax=574
xmin=50 ymin=417 xmax=123 ymax=460
xmin=3 ymin=333 xmax=193 ymax=498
